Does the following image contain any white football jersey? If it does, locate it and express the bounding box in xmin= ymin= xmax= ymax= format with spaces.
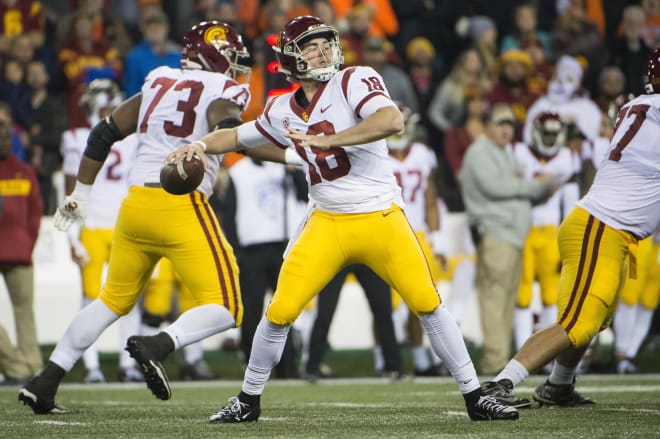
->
xmin=579 ymin=93 xmax=660 ymax=239
xmin=61 ymin=129 xmax=138 ymax=229
xmin=237 ymin=66 xmax=403 ymax=213
xmin=511 ymin=143 xmax=579 ymax=226
xmin=129 ymin=66 xmax=250 ymax=197
xmin=388 ymin=142 xmax=437 ymax=231
xmin=583 ymin=136 xmax=610 ymax=170
xmin=523 ymin=95 xmax=602 ymax=144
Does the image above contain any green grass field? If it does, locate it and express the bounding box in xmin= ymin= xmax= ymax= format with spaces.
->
xmin=2 ymin=375 xmax=660 ymax=438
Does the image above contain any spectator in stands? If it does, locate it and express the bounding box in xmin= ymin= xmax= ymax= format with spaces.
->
xmin=500 ymin=3 xmax=552 ymax=60
xmin=469 ymin=15 xmax=499 ymax=83
xmin=0 ymin=0 xmax=45 ymax=55
xmin=123 ymin=10 xmax=181 ymax=98
xmin=362 ymin=36 xmax=418 ymax=113
xmin=8 ymin=33 xmax=35 ymax=69
xmin=58 ymin=7 xmax=122 ymax=128
xmin=443 ymin=88 xmax=486 ymax=182
xmin=522 ymin=36 xmax=553 ymax=96
xmin=0 ymin=57 xmax=32 ymax=132
xmin=428 ymin=47 xmax=492 ymax=136
xmin=642 ymin=0 xmax=660 ymax=47
xmin=486 ymin=49 xmax=540 ymax=142
xmin=26 ymin=59 xmax=68 ymax=214
xmin=0 ymin=101 xmax=43 ymax=383
xmin=523 ymin=55 xmax=602 ymax=148
xmin=552 ymin=0 xmax=607 ymax=94
xmin=611 ymin=5 xmax=652 ymax=96
xmin=460 ymin=103 xmax=560 ymax=374
xmin=405 ymin=37 xmax=442 ymax=140
xmin=341 ymin=4 xmax=373 ymax=67
xmin=593 ymin=66 xmax=625 ymax=113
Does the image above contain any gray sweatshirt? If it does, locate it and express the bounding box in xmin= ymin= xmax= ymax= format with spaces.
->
xmin=460 ymin=134 xmax=551 ymax=248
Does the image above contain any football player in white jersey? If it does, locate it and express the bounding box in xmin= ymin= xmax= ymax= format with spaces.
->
xmin=171 ymin=16 xmax=518 ymax=422
xmin=19 ymin=21 xmax=282 ymax=414
xmin=589 ymin=96 xmax=660 ymax=375
xmin=60 ymin=79 xmax=142 ymax=384
xmin=510 ymin=113 xmax=580 ymax=356
xmin=483 ymin=48 xmax=660 ymax=407
xmin=384 ymin=106 xmax=448 ymax=376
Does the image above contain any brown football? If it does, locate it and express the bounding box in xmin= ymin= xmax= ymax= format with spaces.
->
xmin=159 ymin=154 xmax=205 ymax=195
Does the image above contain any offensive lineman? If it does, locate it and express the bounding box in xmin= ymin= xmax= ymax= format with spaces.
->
xmin=483 ymin=48 xmax=660 ymax=407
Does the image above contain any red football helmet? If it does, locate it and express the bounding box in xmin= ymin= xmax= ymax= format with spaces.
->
xmin=645 ymin=47 xmax=660 ymax=94
xmin=273 ymin=15 xmax=343 ymax=83
xmin=531 ymin=112 xmax=566 ymax=158
xmin=181 ymin=21 xmax=250 ymax=80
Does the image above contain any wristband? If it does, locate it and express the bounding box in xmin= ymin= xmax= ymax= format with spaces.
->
xmin=285 ymin=148 xmax=304 ymax=166
xmin=191 ymin=140 xmax=208 ymax=152
xmin=71 ymin=182 xmax=92 ymax=201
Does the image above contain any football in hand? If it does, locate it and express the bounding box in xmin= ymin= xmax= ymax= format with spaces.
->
xmin=160 ymin=154 xmax=205 ymax=195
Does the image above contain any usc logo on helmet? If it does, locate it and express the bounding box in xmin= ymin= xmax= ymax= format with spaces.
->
xmin=204 ymin=26 xmax=227 ymax=45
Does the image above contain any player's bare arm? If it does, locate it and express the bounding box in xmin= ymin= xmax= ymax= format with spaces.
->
xmin=285 ymin=105 xmax=404 ymax=149
xmin=77 ymin=93 xmax=142 ymax=185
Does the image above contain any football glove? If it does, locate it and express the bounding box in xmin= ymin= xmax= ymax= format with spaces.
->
xmin=54 ymin=182 xmax=92 ymax=232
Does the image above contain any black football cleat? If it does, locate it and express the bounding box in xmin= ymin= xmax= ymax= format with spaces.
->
xmin=18 ymin=375 xmax=68 ymax=415
xmin=209 ymin=397 xmax=260 ymax=423
xmin=125 ymin=335 xmax=172 ymax=400
xmin=467 ymin=395 xmax=519 ymax=420
xmin=533 ymin=379 xmax=595 ymax=407
xmin=481 ymin=379 xmax=531 ymax=408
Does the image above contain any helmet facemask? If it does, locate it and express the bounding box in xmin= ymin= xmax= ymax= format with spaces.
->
xmin=532 ymin=115 xmax=565 ymax=158
xmin=276 ymin=28 xmax=343 ymax=82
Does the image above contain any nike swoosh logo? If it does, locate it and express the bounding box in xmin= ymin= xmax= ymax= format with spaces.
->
xmin=320 ymin=105 xmax=332 ymax=113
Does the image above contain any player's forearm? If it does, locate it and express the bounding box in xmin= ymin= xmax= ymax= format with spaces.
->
xmin=328 ymin=107 xmax=403 ymax=147
xmin=199 ymin=127 xmax=241 ymax=155
xmin=245 ymin=144 xmax=286 ymax=163
xmin=77 ymin=156 xmax=105 ymax=186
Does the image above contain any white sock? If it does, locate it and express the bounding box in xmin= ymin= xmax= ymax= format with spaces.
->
xmin=513 ymin=307 xmax=533 ymax=351
xmin=50 ymin=299 xmax=120 ymax=372
xmin=242 ymin=318 xmax=290 ymax=396
xmin=411 ymin=346 xmax=431 ymax=371
xmin=373 ymin=345 xmax=384 ymax=373
xmin=538 ymin=305 xmax=557 ymax=330
xmin=446 ymin=259 xmax=475 ymax=326
xmin=626 ymin=306 xmax=654 ymax=359
xmin=80 ymin=297 xmax=100 ymax=371
xmin=184 ymin=341 xmax=204 ymax=364
xmin=119 ymin=304 xmax=142 ymax=369
xmin=613 ymin=303 xmax=636 ymax=356
xmin=494 ymin=358 xmax=529 ymax=386
xmin=163 ymin=304 xmax=235 ymax=349
xmin=549 ymin=361 xmax=575 ymax=385
xmin=418 ymin=303 xmax=479 ymax=394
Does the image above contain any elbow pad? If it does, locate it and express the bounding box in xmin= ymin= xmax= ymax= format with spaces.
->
xmin=84 ymin=116 xmax=125 ymax=162
xmin=213 ymin=117 xmax=243 ymax=131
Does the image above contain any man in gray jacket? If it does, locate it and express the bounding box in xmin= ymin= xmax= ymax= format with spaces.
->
xmin=460 ymin=103 xmax=560 ymax=375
